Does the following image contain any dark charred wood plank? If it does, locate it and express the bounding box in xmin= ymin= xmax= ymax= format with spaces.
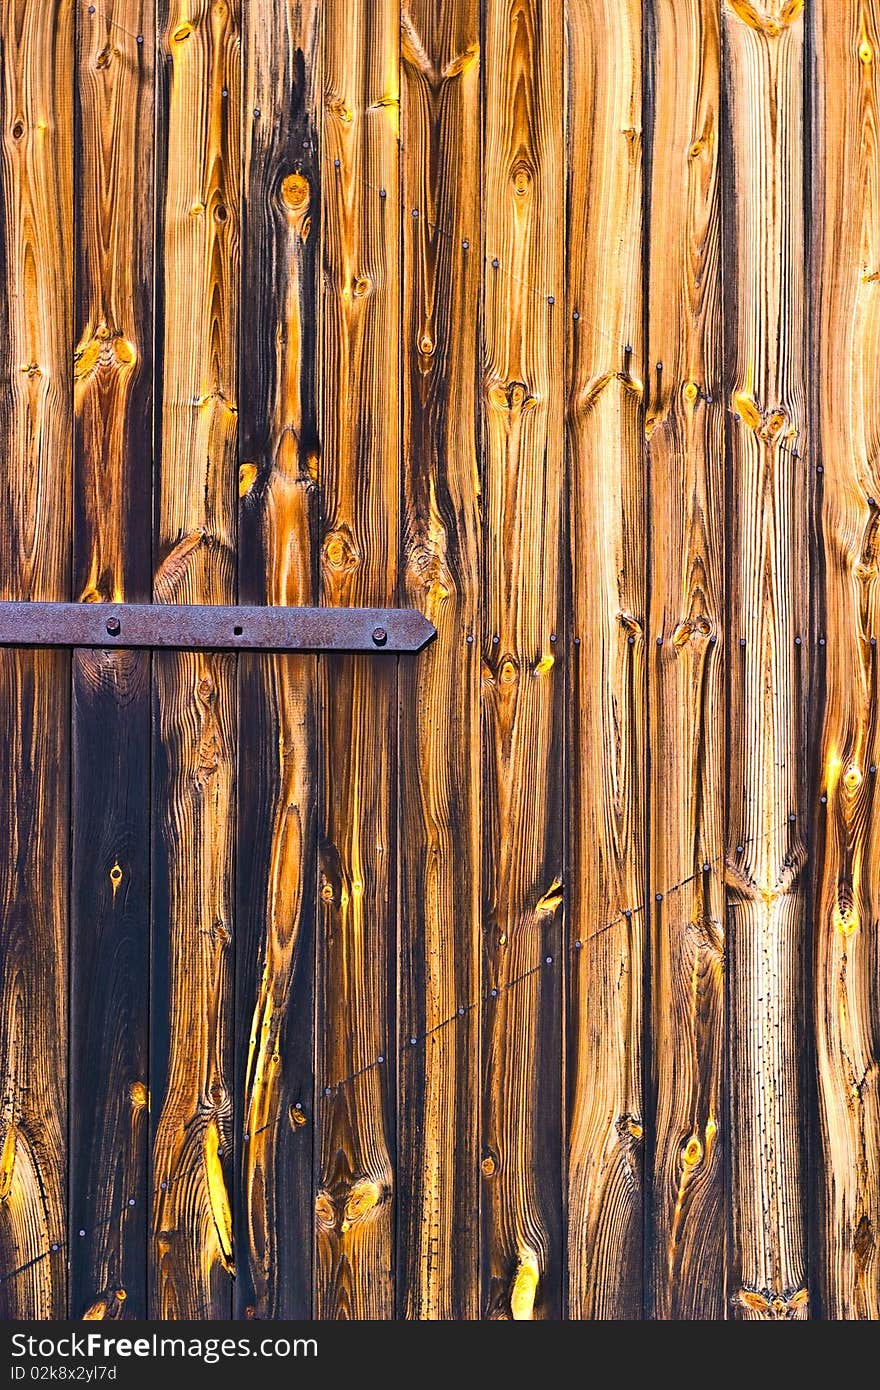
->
xmin=398 ymin=0 xmax=481 ymax=1320
xmin=70 ymin=0 xmax=154 ymax=1321
xmin=235 ymin=0 xmax=320 ymax=1320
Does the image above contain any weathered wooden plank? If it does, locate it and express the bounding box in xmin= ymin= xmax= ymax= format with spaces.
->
xmin=0 ymin=0 xmax=72 ymax=1319
xmin=150 ymin=0 xmax=240 ymax=1319
xmin=646 ymin=0 xmax=725 ymax=1318
xmin=70 ymin=0 xmax=153 ymax=1321
xmin=813 ymin=0 xmax=880 ymax=1321
xmin=235 ymin=0 xmax=320 ymax=1320
xmin=723 ymin=0 xmax=810 ymax=1320
xmin=566 ymin=0 xmax=644 ymax=1319
xmin=398 ymin=0 xmax=481 ymax=1320
xmin=315 ymin=0 xmax=399 ymax=1319
xmin=481 ymin=0 xmax=564 ymax=1321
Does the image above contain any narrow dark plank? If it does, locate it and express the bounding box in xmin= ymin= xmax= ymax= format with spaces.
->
xmin=398 ymin=0 xmax=481 ymax=1319
xmin=235 ymin=0 xmax=321 ymax=1320
xmin=0 ymin=0 xmax=73 ymax=1319
xmin=70 ymin=0 xmax=154 ymax=1320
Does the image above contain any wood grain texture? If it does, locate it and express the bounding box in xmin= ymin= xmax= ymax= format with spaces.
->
xmin=5 ymin=0 xmax=880 ymax=1325
xmin=0 ymin=0 xmax=72 ymax=1320
xmin=646 ymin=0 xmax=725 ymax=1318
xmin=315 ymin=0 xmax=399 ymax=1320
xmin=398 ymin=0 xmax=481 ymax=1321
xmin=566 ymin=0 xmax=645 ymax=1320
xmin=723 ymin=0 xmax=810 ymax=1320
xmin=150 ymin=0 xmax=240 ymax=1319
xmin=235 ymin=0 xmax=320 ymax=1320
xmin=812 ymin=0 xmax=880 ymax=1321
xmin=70 ymin=0 xmax=153 ymax=1320
xmin=481 ymin=0 xmax=564 ymax=1321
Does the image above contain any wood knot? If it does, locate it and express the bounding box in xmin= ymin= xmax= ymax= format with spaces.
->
xmin=280 ymin=172 xmax=310 ymax=215
xmin=618 ymin=612 xmax=642 ymax=642
xmin=854 ymin=1213 xmax=875 ymax=1271
xmin=322 ymin=526 xmax=360 ymax=575
xmin=315 ymin=1189 xmax=335 ymax=1230
xmin=727 ymin=0 xmax=804 ymax=38
xmin=731 ymin=391 xmax=792 ymax=444
xmin=406 ymin=547 xmax=452 ymax=606
xmin=616 ymin=1112 xmax=643 ymax=1142
xmin=734 ymin=1284 xmax=809 ymax=1318
xmin=510 ymin=1251 xmax=540 ymax=1320
xmin=239 ymin=462 xmax=258 ymax=498
xmin=82 ymin=1287 xmax=126 ymax=1320
xmin=511 ymin=160 xmax=533 ymax=196
xmin=487 ymin=379 xmax=537 ymax=413
xmin=341 ymin=1178 xmax=387 ymax=1232
xmin=671 ymin=615 xmax=713 ymax=647
xmin=326 ymin=95 xmax=353 ymax=125
xmin=834 ymin=890 xmax=858 ymax=938
xmin=0 ymin=1123 xmax=18 ymax=1202
xmin=129 ymin=1081 xmax=148 ymax=1109
xmin=681 ymin=1134 xmax=703 ymax=1169
xmin=211 ymin=918 xmax=231 ymax=946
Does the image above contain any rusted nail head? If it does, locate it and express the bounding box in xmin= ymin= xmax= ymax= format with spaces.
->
xmin=372 ymin=626 xmax=388 ymax=646
xmin=106 ymin=616 xmax=121 ymax=636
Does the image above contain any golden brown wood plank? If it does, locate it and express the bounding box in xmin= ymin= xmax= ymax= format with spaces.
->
xmin=723 ymin=0 xmax=810 ymax=1320
xmin=481 ymin=0 xmax=564 ymax=1321
xmin=813 ymin=0 xmax=880 ymax=1320
xmin=566 ymin=0 xmax=644 ymax=1319
xmin=0 ymin=0 xmax=72 ymax=1319
xmin=70 ymin=0 xmax=153 ymax=1320
xmin=150 ymin=0 xmax=240 ymax=1319
xmin=235 ymin=0 xmax=320 ymax=1319
xmin=646 ymin=0 xmax=725 ymax=1318
xmin=398 ymin=0 xmax=481 ymax=1320
xmin=315 ymin=0 xmax=399 ymax=1319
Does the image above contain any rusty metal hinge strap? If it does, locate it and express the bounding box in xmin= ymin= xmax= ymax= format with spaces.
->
xmin=0 ymin=602 xmax=435 ymax=654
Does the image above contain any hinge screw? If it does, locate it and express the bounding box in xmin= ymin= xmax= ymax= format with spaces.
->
xmin=372 ymin=627 xmax=387 ymax=646
xmin=106 ymin=616 xmax=121 ymax=636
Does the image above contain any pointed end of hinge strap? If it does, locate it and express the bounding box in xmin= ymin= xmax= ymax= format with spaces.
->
xmin=379 ymin=608 xmax=436 ymax=652
xmin=409 ymin=611 xmax=437 ymax=652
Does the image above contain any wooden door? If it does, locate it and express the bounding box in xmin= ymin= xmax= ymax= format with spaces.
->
xmin=0 ymin=0 xmax=878 ymax=1323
